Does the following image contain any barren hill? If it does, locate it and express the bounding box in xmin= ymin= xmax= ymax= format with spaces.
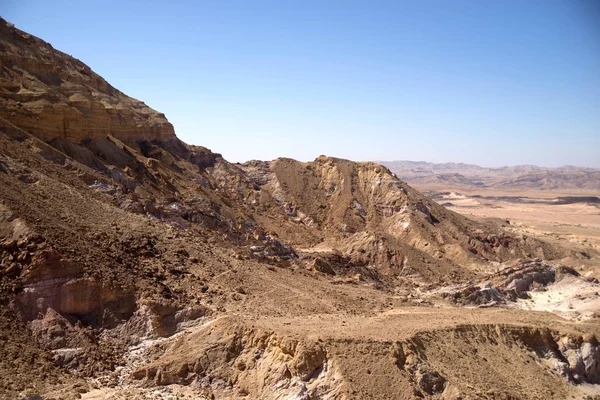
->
xmin=1 ymin=19 xmax=599 ymax=399
xmin=241 ymin=157 xmax=565 ymax=285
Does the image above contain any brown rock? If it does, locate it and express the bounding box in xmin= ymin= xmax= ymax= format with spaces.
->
xmin=0 ymin=18 xmax=175 ymax=144
xmin=17 ymin=251 xmax=29 ymax=263
xmin=1 ymin=239 xmax=17 ymax=250
xmin=3 ymin=262 xmax=20 ymax=277
xmin=311 ymin=257 xmax=335 ymax=275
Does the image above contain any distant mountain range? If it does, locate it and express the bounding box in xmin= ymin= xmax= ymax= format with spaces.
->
xmin=380 ymin=161 xmax=600 ymax=191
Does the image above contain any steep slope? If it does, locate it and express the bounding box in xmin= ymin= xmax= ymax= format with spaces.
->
xmin=0 ymin=19 xmax=598 ymax=400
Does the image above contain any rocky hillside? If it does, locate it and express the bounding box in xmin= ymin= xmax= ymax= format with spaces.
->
xmin=242 ymin=157 xmax=565 ymax=285
xmin=0 ymin=19 xmax=599 ymax=399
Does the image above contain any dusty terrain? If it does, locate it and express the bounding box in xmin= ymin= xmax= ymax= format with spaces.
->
xmin=413 ymin=185 xmax=600 ymax=323
xmin=415 ymin=186 xmax=600 ymax=278
xmin=0 ymin=19 xmax=599 ymax=400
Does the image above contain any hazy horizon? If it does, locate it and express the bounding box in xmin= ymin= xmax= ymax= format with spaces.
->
xmin=375 ymin=159 xmax=600 ymax=170
xmin=3 ymin=0 xmax=599 ymax=168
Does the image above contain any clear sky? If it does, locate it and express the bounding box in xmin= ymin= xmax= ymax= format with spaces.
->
xmin=2 ymin=0 xmax=600 ymax=167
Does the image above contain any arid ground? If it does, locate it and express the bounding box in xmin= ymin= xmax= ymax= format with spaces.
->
xmin=418 ymin=185 xmax=600 ymax=280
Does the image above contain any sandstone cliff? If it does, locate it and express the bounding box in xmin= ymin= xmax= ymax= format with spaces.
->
xmin=0 ymin=18 xmax=175 ymax=143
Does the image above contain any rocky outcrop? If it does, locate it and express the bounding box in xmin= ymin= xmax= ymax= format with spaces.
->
xmin=439 ymin=259 xmax=600 ymax=320
xmin=0 ymin=231 xmax=134 ymax=328
xmin=241 ymin=157 xmax=567 ymax=285
xmin=0 ymin=18 xmax=175 ymax=143
xmin=400 ymin=324 xmax=600 ymax=396
xmin=15 ymin=275 xmax=136 ymax=328
xmin=131 ymin=317 xmax=341 ymax=399
xmin=557 ymin=334 xmax=600 ymax=384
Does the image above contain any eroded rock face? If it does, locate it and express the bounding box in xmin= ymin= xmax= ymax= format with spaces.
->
xmin=131 ymin=318 xmax=339 ymax=399
xmin=438 ymin=260 xmax=600 ymax=321
xmin=116 ymin=301 xmax=207 ymax=339
xmin=29 ymin=308 xmax=94 ymax=351
xmin=0 ymin=237 xmax=135 ymax=328
xmin=0 ymin=18 xmax=175 ymax=143
xmin=558 ymin=335 xmax=600 ymax=384
xmin=15 ymin=276 xmax=136 ymax=328
xmin=129 ymin=318 xmax=600 ymax=399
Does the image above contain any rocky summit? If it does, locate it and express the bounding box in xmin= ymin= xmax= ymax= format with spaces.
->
xmin=0 ymin=19 xmax=599 ymax=400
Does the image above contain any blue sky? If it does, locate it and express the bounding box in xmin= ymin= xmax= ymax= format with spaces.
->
xmin=3 ymin=0 xmax=599 ymax=167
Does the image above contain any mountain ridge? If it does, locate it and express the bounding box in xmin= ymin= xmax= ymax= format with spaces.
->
xmin=380 ymin=160 xmax=599 ymax=173
xmin=381 ymin=160 xmax=600 ymax=191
